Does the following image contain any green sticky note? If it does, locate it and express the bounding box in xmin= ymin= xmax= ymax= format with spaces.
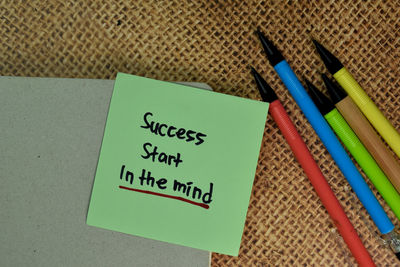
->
xmin=87 ymin=73 xmax=269 ymax=256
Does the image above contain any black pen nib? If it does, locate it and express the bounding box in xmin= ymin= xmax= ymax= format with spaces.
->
xmin=255 ymin=29 xmax=285 ymax=67
xmin=321 ymin=73 xmax=347 ymax=104
xmin=250 ymin=66 xmax=278 ymax=103
xmin=305 ymin=79 xmax=334 ymax=116
xmin=312 ymin=39 xmax=344 ymax=75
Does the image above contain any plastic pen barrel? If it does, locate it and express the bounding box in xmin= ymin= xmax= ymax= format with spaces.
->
xmin=336 ymin=97 xmax=400 ymax=193
xmin=274 ymin=60 xmax=394 ymax=234
xmin=324 ymin=108 xmax=400 ymax=221
xmin=307 ymin=79 xmax=400 ymax=222
xmin=323 ymin=74 xmax=400 ymax=194
xmin=334 ymin=68 xmax=400 ymax=159
xmin=269 ymin=99 xmax=375 ymax=266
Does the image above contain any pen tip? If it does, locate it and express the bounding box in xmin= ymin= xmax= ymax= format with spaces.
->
xmin=254 ymin=26 xmax=263 ymax=39
xmin=255 ymin=28 xmax=284 ymax=67
xmin=304 ymin=78 xmax=312 ymax=89
xmin=321 ymin=73 xmax=347 ymax=103
xmin=305 ymin=79 xmax=334 ymax=115
xmin=311 ymin=39 xmax=319 ymax=47
xmin=304 ymin=78 xmax=315 ymax=95
xmin=312 ymin=39 xmax=343 ymax=75
xmin=249 ymin=65 xmax=256 ymax=75
xmin=250 ymin=67 xmax=278 ymax=103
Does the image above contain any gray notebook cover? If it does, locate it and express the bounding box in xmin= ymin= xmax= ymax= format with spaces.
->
xmin=0 ymin=76 xmax=211 ymax=267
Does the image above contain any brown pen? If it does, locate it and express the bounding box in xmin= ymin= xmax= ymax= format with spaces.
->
xmin=322 ymin=74 xmax=400 ymax=193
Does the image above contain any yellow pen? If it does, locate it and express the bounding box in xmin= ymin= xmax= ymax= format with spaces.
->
xmin=313 ymin=40 xmax=400 ymax=159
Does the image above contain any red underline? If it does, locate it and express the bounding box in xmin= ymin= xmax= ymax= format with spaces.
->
xmin=119 ymin=185 xmax=209 ymax=209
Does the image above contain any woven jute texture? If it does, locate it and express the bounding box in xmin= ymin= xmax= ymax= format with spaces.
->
xmin=2 ymin=1 xmax=400 ymax=266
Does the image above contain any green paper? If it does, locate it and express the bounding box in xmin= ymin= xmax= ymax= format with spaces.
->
xmin=87 ymin=73 xmax=269 ymax=256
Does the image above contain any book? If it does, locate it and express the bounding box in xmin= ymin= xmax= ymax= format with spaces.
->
xmin=0 ymin=76 xmax=211 ymax=267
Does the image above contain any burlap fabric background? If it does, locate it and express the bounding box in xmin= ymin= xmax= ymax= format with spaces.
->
xmin=2 ymin=1 xmax=400 ymax=266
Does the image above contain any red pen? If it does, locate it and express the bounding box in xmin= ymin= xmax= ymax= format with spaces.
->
xmin=251 ymin=67 xmax=374 ymax=266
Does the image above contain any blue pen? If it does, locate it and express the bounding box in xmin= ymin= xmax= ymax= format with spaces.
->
xmin=255 ymin=30 xmax=396 ymax=238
